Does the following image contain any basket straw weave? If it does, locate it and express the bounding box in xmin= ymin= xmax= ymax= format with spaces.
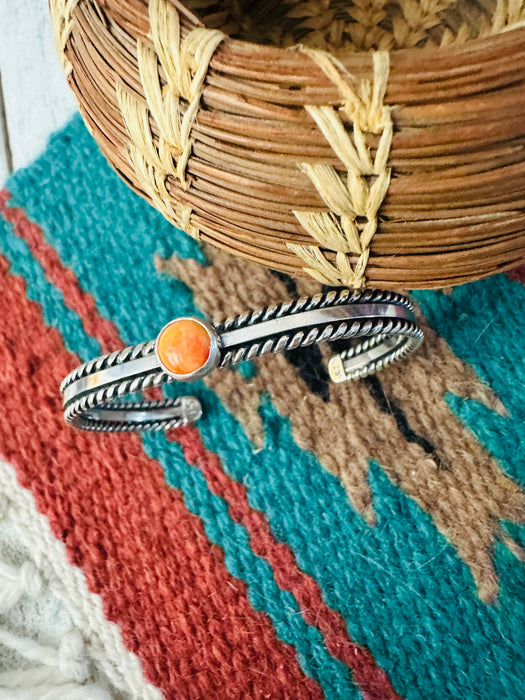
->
xmin=50 ymin=0 xmax=525 ymax=289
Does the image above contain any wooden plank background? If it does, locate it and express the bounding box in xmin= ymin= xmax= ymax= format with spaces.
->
xmin=0 ymin=1 xmax=76 ymax=185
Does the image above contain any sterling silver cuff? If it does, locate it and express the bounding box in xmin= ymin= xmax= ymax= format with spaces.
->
xmin=60 ymin=288 xmax=424 ymax=432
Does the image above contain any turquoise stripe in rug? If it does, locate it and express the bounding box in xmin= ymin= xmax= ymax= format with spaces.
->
xmin=6 ymin=114 xmax=525 ymax=700
xmin=0 ymin=220 xmax=356 ymax=696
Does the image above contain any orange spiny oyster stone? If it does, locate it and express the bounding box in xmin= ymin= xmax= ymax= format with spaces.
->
xmin=157 ymin=319 xmax=211 ymax=376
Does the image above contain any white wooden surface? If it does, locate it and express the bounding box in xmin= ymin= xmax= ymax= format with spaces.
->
xmin=0 ymin=0 xmax=76 ymax=185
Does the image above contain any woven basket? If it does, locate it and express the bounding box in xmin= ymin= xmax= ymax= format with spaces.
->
xmin=50 ymin=0 xmax=525 ymax=290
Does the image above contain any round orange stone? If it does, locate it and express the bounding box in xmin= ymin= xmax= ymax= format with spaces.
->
xmin=157 ymin=319 xmax=211 ymax=376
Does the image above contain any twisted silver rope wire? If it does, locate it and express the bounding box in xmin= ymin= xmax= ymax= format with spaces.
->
xmin=61 ymin=287 xmax=423 ymax=432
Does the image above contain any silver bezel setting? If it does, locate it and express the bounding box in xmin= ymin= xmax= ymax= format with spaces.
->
xmin=60 ymin=288 xmax=424 ymax=432
xmin=154 ymin=317 xmax=221 ymax=382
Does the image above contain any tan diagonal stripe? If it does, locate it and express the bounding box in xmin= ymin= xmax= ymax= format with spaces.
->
xmin=156 ymin=246 xmax=525 ymax=603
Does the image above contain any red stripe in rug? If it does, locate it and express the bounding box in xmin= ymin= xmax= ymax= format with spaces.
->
xmin=1 ymin=191 xmax=402 ymax=700
xmin=173 ymin=427 xmax=401 ymax=700
xmin=506 ymin=265 xmax=525 ymax=284
xmin=0 ymin=254 xmax=323 ymax=699
xmin=0 ymin=190 xmax=121 ymax=354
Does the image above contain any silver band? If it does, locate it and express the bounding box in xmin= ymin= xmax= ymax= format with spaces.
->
xmin=61 ymin=288 xmax=424 ymax=432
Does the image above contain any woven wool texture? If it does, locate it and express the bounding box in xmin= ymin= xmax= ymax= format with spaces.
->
xmin=0 ymin=115 xmax=524 ymax=698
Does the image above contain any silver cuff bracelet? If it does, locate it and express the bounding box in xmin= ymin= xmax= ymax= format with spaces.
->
xmin=60 ymin=288 xmax=423 ymax=432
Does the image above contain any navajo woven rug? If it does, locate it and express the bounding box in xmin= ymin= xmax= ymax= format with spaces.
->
xmin=0 ymin=115 xmax=524 ymax=698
